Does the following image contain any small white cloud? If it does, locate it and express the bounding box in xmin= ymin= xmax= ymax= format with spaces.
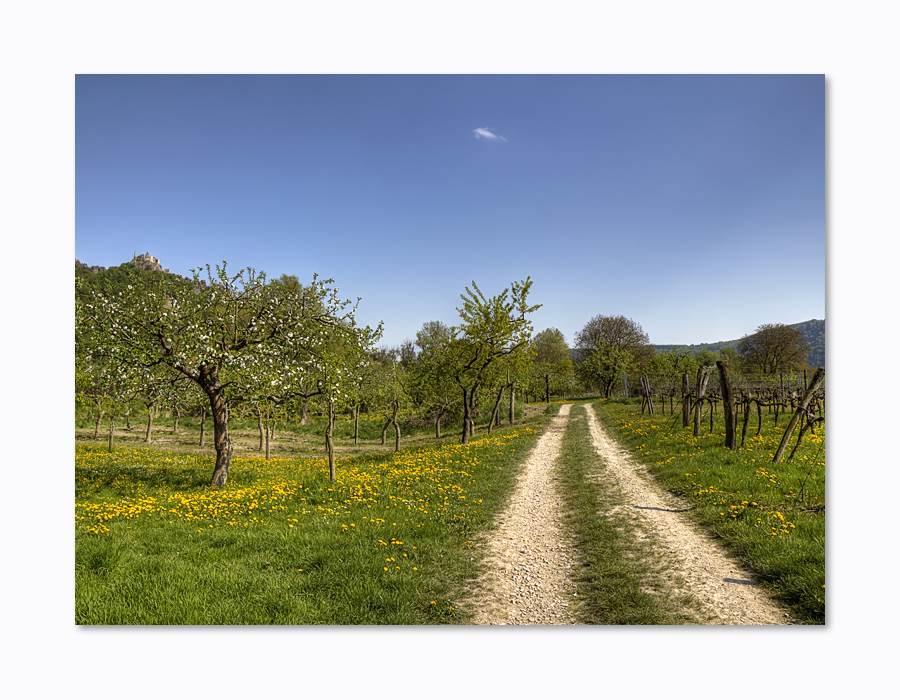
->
xmin=474 ymin=127 xmax=507 ymax=141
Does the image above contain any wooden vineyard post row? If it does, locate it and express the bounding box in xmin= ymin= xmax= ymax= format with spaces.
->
xmin=772 ymin=367 xmax=825 ymax=464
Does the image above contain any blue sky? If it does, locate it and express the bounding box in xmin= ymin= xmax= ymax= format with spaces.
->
xmin=76 ymin=74 xmax=825 ymax=349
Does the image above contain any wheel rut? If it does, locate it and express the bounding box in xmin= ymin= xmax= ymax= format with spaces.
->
xmin=462 ymin=404 xmax=578 ymax=625
xmin=582 ymin=403 xmax=794 ymax=625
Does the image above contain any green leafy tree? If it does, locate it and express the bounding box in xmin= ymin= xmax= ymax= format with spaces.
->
xmin=452 ymin=278 xmax=541 ymax=443
xmin=409 ymin=321 xmax=459 ymax=438
xmin=575 ymin=314 xmax=654 ymax=374
xmin=530 ymin=327 xmax=574 ymax=403
xmin=361 ymin=349 xmax=409 ymax=452
xmin=648 ymin=348 xmax=702 ymax=384
xmin=738 ymin=323 xmax=810 ymax=376
xmin=578 ymin=344 xmax=635 ymax=398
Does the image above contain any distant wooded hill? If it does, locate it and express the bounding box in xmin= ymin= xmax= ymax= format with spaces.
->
xmin=653 ymin=319 xmax=825 ymax=368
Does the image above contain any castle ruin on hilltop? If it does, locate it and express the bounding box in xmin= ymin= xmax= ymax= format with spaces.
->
xmin=131 ymin=251 xmax=171 ymax=273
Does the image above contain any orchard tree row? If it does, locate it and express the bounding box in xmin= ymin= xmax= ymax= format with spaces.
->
xmin=76 ymin=264 xmax=544 ymax=488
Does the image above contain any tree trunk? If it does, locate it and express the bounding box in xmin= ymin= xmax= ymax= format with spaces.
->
xmin=717 ymin=360 xmax=737 ymax=450
xmin=265 ymin=425 xmax=271 ymax=460
xmin=257 ymin=408 xmax=265 ymax=450
xmin=173 ymin=406 xmax=180 ymax=434
xmin=94 ymin=406 xmax=104 ymax=439
xmin=381 ymin=419 xmax=390 ymax=445
xmin=353 ymin=405 xmax=360 ymax=446
xmin=434 ymin=408 xmax=444 ymax=439
xmin=145 ymin=409 xmax=153 ymax=443
xmin=209 ymin=404 xmax=232 ymax=488
xmin=461 ymin=387 xmax=471 ymax=444
xmin=509 ymin=380 xmax=516 ymax=426
xmin=392 ymin=400 xmax=401 ymax=452
xmin=545 ymin=374 xmax=550 ymax=404
xmin=202 ymin=373 xmax=233 ymax=489
xmin=199 ymin=406 xmax=206 ymax=447
xmin=773 ymin=368 xmax=825 ymax=464
xmin=489 ymin=385 xmax=506 ymax=432
xmin=107 ymin=417 xmax=115 ymax=451
xmin=326 ymin=399 xmax=336 ymax=482
xmin=300 ymin=401 xmax=310 ymax=425
xmin=682 ymin=373 xmax=690 ymax=428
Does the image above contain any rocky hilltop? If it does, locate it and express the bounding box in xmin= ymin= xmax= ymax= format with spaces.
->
xmin=76 ymin=251 xmax=172 ymax=274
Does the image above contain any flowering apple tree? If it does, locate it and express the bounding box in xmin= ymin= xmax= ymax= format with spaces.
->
xmin=78 ymin=262 xmax=380 ymax=487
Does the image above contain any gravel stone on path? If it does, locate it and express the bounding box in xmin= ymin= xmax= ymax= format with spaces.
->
xmin=463 ymin=404 xmax=578 ymax=625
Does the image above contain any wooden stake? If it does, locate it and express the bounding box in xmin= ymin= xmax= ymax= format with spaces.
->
xmin=773 ymin=368 xmax=825 ymax=463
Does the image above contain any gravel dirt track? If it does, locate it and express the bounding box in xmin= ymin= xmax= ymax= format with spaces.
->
xmin=462 ymin=402 xmax=795 ymax=625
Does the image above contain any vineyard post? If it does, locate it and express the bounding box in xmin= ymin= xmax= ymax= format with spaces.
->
xmin=641 ymin=376 xmax=654 ymax=415
xmin=692 ymin=367 xmax=703 ymax=437
xmin=716 ymin=360 xmax=737 ymax=450
xmin=692 ymin=367 xmax=710 ymax=437
xmin=772 ymin=367 xmax=825 ymax=464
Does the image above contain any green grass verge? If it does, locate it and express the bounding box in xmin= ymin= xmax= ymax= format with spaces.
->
xmin=557 ymin=404 xmax=700 ymax=624
xmin=75 ymin=421 xmax=545 ymax=625
xmin=592 ymin=399 xmax=825 ymax=624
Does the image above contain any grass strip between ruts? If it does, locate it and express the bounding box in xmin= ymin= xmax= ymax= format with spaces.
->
xmin=557 ymin=403 xmax=700 ymax=625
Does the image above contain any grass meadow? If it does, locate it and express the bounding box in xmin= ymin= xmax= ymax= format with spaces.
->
xmin=75 ymin=419 xmax=544 ymax=624
xmin=593 ymin=398 xmax=826 ymax=624
xmin=75 ymin=395 xmax=825 ymax=625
